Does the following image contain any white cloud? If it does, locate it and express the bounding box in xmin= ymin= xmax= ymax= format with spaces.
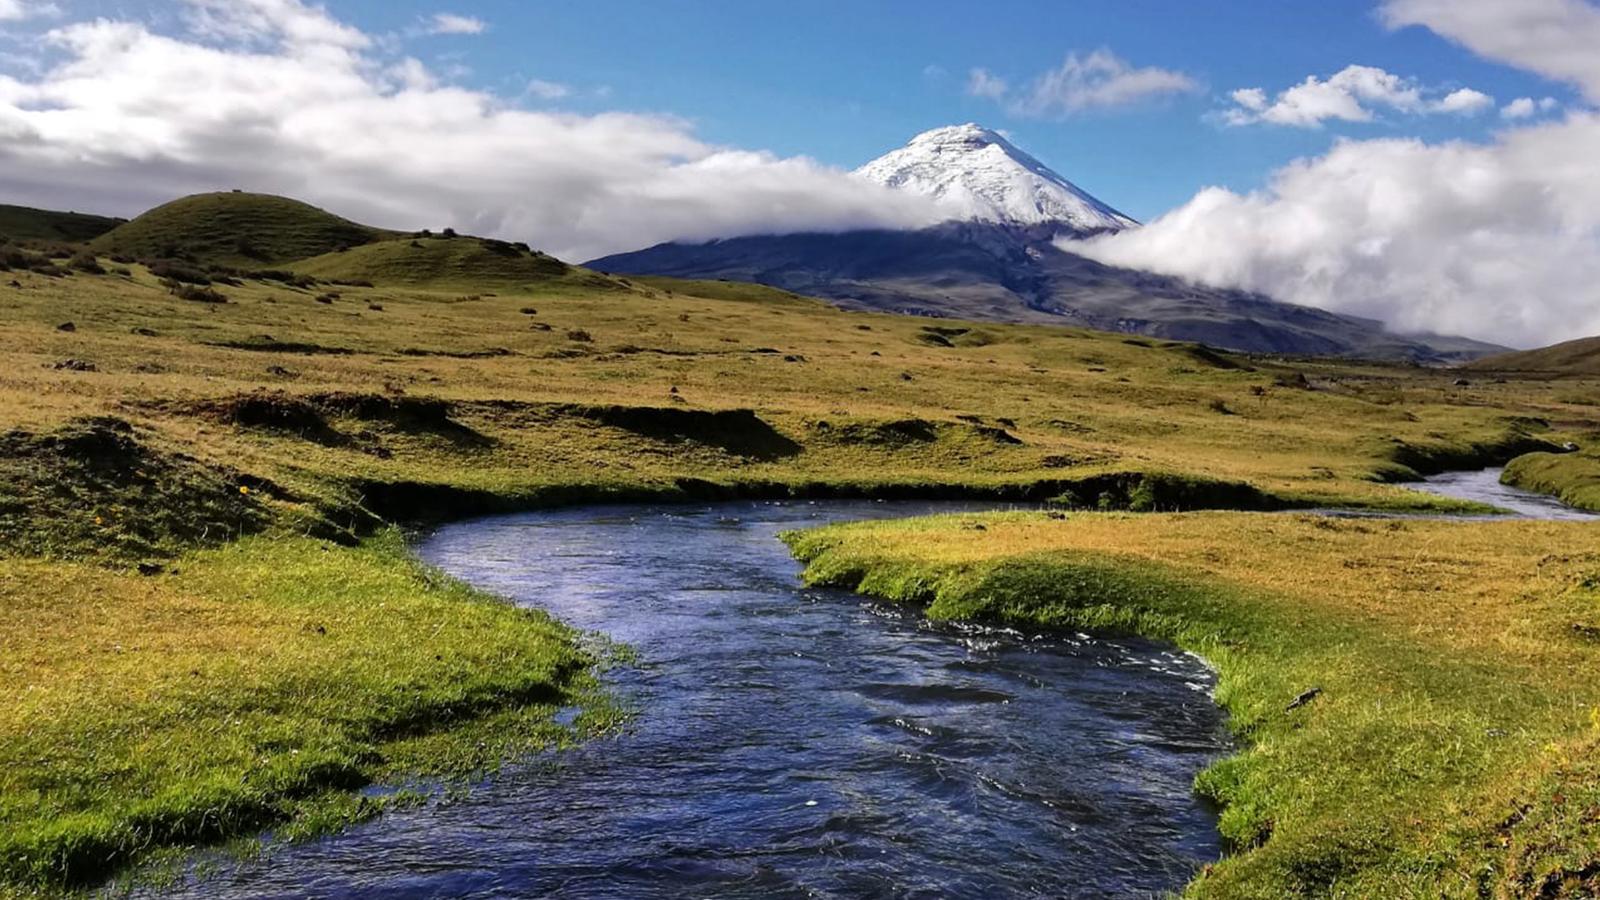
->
xmin=426 ymin=13 xmax=485 ymax=36
xmin=1501 ymin=96 xmax=1560 ymax=119
xmin=1223 ymin=65 xmax=1492 ymax=127
xmin=0 ymin=0 xmax=57 ymax=22
xmin=1434 ymin=87 xmax=1494 ymax=115
xmin=526 ymin=79 xmax=570 ymax=100
xmin=965 ymin=67 xmax=1008 ymax=101
xmin=183 ymin=0 xmax=368 ymax=49
xmin=1502 ymin=97 xmax=1539 ymax=119
xmin=1381 ymin=0 xmax=1600 ymax=104
xmin=1073 ymin=4 xmax=1600 ymax=349
xmin=971 ymin=49 xmax=1198 ymax=118
xmin=1230 ymin=87 xmax=1268 ymax=112
xmin=0 ymin=0 xmax=944 ymax=261
xmin=1066 ymin=114 xmax=1600 ymax=348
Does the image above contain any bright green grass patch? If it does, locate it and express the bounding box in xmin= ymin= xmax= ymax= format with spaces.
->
xmin=0 ymin=529 xmax=596 ymax=895
xmin=785 ymin=511 xmax=1600 ymax=898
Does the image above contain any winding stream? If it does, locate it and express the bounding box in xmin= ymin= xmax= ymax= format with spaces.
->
xmin=1409 ymin=467 xmax=1597 ymax=521
xmin=152 ymin=470 xmax=1589 ymax=898
xmin=170 ymin=501 xmax=1230 ymax=899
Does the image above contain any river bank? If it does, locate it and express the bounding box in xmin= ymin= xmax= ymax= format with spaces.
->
xmin=6 ymin=258 xmax=1600 ymax=897
xmin=785 ymin=502 xmax=1600 ymax=897
xmin=137 ymin=501 xmax=1228 ymax=898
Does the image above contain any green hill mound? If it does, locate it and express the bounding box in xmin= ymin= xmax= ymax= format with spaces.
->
xmin=0 ymin=203 xmax=124 ymax=244
xmin=292 ymin=235 xmax=579 ymax=289
xmin=1464 ymin=336 xmax=1600 ymax=375
xmin=91 ymin=192 xmax=391 ymax=268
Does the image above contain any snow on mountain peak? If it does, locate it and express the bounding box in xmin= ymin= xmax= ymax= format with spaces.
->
xmin=856 ymin=123 xmax=1138 ymax=233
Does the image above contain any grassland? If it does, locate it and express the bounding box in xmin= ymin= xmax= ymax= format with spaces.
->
xmin=89 ymin=193 xmax=392 ymax=269
xmin=786 ymin=511 xmax=1600 ymax=897
xmin=3 ymin=193 xmax=1600 ymax=896
xmin=0 ymin=205 xmax=122 ymax=245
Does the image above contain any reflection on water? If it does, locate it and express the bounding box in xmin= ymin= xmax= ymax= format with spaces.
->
xmin=153 ymin=501 xmax=1230 ymax=899
xmin=1410 ymin=468 xmax=1597 ymax=521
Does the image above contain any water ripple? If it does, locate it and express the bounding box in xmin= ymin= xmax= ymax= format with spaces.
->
xmin=151 ymin=500 xmax=1231 ymax=899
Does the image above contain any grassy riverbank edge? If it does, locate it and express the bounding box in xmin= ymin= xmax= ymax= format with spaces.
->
xmin=0 ymin=529 xmax=622 ymax=899
xmin=1503 ymin=451 xmax=1600 ymax=512
xmin=783 ymin=511 xmax=1600 ymax=898
xmin=0 ymin=455 xmax=1509 ymax=899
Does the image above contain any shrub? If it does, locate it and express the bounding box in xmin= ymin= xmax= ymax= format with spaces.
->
xmin=566 ymin=329 xmax=593 ymax=343
xmin=146 ymin=261 xmax=211 ymax=285
xmin=68 ymin=254 xmax=106 ymax=275
xmin=162 ymin=278 xmax=227 ymax=303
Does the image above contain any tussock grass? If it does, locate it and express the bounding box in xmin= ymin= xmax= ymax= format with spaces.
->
xmin=785 ymin=511 xmax=1600 ymax=897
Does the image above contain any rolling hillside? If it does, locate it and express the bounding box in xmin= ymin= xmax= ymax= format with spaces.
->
xmin=0 ymin=203 xmax=123 ymax=243
xmin=293 ymin=235 xmax=587 ymax=289
xmin=1465 ymin=335 xmax=1600 ymax=375
xmin=91 ymin=192 xmax=395 ymax=268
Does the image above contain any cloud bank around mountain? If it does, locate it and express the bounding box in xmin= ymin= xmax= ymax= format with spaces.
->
xmin=1070 ymin=0 xmax=1600 ymax=348
xmin=0 ymin=0 xmax=943 ymax=260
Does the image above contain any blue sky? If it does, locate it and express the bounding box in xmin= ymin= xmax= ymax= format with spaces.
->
xmin=93 ymin=0 xmax=1580 ymax=220
xmin=3 ymin=0 xmax=1597 ymax=346
xmin=42 ymin=0 xmax=1574 ymax=219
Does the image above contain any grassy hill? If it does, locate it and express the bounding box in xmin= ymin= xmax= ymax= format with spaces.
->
xmin=0 ymin=203 xmax=123 ymax=244
xmin=3 ymin=197 xmax=1600 ymax=896
xmin=1466 ymin=335 xmax=1600 ymax=375
xmin=293 ymin=235 xmax=587 ymax=290
xmin=90 ymin=192 xmax=393 ymax=268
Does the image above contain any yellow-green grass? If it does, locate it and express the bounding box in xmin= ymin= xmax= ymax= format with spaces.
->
xmin=292 ymin=235 xmax=582 ymax=290
xmin=1 ymin=259 xmax=1587 ymax=517
xmin=0 ymin=530 xmax=598 ymax=895
xmin=785 ymin=511 xmax=1600 ymax=898
xmin=3 ymin=250 xmax=1600 ymax=894
xmin=1467 ymin=336 xmax=1600 ymax=378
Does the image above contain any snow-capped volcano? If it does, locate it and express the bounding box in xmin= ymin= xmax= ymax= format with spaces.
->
xmin=856 ymin=124 xmax=1138 ymax=233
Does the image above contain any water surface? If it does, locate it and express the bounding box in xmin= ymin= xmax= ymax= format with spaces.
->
xmin=166 ymin=501 xmax=1230 ymax=899
xmin=1410 ymin=467 xmax=1597 ymax=521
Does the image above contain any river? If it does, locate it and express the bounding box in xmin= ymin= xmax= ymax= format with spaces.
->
xmin=167 ymin=501 xmax=1229 ymax=899
xmin=152 ymin=469 xmax=1591 ymax=898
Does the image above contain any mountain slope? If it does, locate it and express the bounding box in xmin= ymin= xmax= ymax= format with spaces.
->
xmin=1463 ymin=336 xmax=1600 ymax=375
xmin=0 ymin=203 xmax=124 ymax=243
xmin=856 ymin=124 xmax=1136 ymax=232
xmin=293 ymin=235 xmax=584 ymax=289
xmin=591 ymin=125 xmax=1500 ymax=361
xmin=91 ymin=192 xmax=394 ymax=268
xmin=591 ymin=222 xmax=1498 ymax=360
